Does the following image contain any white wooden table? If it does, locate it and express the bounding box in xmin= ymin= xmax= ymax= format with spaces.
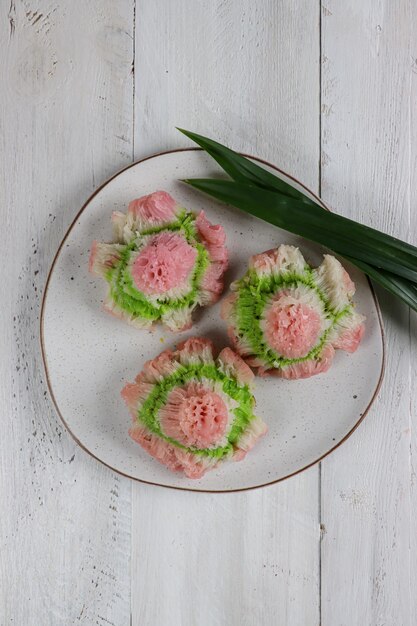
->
xmin=1 ymin=2 xmax=416 ymax=624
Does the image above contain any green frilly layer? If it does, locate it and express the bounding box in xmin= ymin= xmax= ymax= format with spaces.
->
xmin=234 ymin=269 xmax=351 ymax=369
xmin=105 ymin=211 xmax=209 ymax=322
xmin=137 ymin=362 xmax=256 ymax=459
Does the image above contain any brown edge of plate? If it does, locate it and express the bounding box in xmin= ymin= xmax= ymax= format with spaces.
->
xmin=40 ymin=147 xmax=386 ymax=493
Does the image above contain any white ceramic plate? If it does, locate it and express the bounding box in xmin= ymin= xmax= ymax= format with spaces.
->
xmin=41 ymin=149 xmax=385 ymax=492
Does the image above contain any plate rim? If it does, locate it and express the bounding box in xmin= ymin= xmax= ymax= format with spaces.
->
xmin=40 ymin=147 xmax=386 ymax=493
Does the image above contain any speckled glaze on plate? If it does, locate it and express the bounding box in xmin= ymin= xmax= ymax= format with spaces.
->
xmin=40 ymin=149 xmax=385 ymax=492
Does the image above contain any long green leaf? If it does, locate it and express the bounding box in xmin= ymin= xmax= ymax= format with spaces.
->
xmin=179 ymin=129 xmax=417 ymax=262
xmin=343 ymin=256 xmax=417 ymax=312
xmin=183 ymin=178 xmax=417 ymax=283
xmin=185 ymin=177 xmax=417 ymax=310
xmin=177 ymin=128 xmax=321 ymax=209
xmin=179 ymin=129 xmax=417 ymax=310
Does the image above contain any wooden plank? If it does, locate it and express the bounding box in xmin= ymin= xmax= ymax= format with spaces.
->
xmin=132 ymin=478 xmax=320 ymax=626
xmin=320 ymin=2 xmax=415 ymax=624
xmin=132 ymin=2 xmax=321 ymax=624
xmin=0 ymin=2 xmax=133 ymax=624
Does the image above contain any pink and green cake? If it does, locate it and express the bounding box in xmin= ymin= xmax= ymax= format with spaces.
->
xmin=89 ymin=191 xmax=228 ymax=332
xmin=121 ymin=337 xmax=267 ymax=478
xmin=222 ymin=245 xmax=365 ymax=379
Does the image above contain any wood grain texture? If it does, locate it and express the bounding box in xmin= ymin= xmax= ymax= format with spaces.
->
xmin=132 ymin=2 xmax=321 ymax=625
xmin=132 ymin=480 xmax=320 ymax=626
xmin=0 ymin=1 xmax=133 ymax=624
xmin=320 ymin=2 xmax=417 ymax=624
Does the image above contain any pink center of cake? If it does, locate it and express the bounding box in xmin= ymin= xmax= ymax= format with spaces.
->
xmin=179 ymin=392 xmax=228 ymax=448
xmin=264 ymin=299 xmax=322 ymax=359
xmin=159 ymin=385 xmax=228 ymax=449
xmin=131 ymin=232 xmax=197 ymax=295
